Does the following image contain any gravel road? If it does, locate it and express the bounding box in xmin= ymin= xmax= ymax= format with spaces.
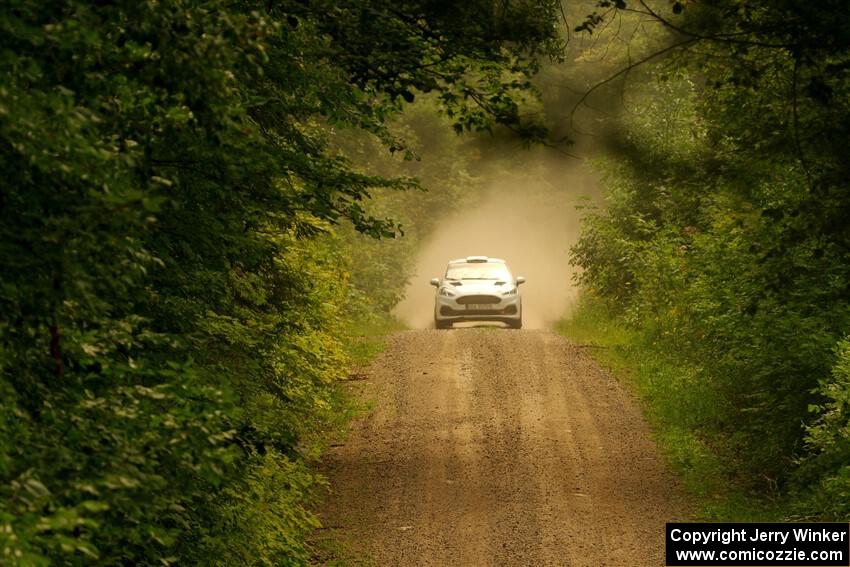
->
xmin=319 ymin=329 xmax=691 ymax=566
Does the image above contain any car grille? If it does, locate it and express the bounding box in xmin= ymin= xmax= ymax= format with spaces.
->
xmin=441 ymin=305 xmax=517 ymax=316
xmin=456 ymin=295 xmax=500 ymax=305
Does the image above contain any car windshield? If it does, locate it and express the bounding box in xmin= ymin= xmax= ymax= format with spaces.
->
xmin=445 ymin=263 xmax=511 ymax=281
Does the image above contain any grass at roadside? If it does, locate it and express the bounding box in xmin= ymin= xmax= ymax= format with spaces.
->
xmin=344 ymin=315 xmax=407 ymax=367
xmin=309 ymin=314 xmax=405 ymax=565
xmin=556 ymin=296 xmax=787 ymax=521
xmin=310 ymin=531 xmax=379 ymax=567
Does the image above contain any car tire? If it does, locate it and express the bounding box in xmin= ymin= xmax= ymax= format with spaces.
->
xmin=435 ymin=319 xmax=452 ymax=329
xmin=508 ymin=319 xmax=522 ymax=330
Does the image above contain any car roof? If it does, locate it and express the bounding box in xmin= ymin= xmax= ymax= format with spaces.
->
xmin=448 ymin=256 xmax=506 ymax=265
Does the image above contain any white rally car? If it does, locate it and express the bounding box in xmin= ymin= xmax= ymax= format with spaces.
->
xmin=431 ymin=256 xmax=524 ymax=329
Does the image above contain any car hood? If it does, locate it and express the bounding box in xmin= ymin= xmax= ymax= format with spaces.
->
xmin=446 ymin=280 xmax=512 ymax=294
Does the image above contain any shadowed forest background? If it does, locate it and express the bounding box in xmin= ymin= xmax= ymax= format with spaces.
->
xmin=2 ymin=0 xmax=850 ymax=564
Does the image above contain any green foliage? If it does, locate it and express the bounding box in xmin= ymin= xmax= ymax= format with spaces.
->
xmin=333 ymin=101 xmax=480 ymax=323
xmin=201 ymin=449 xmax=325 ymax=566
xmin=794 ymin=338 xmax=850 ymax=520
xmin=572 ymin=0 xmax=850 ymax=517
xmin=557 ymin=297 xmax=781 ymax=521
xmin=0 ymin=0 xmax=561 ymax=564
xmin=343 ymin=314 xmax=407 ymax=368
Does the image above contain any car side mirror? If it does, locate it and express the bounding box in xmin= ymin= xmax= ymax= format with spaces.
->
xmin=430 ymin=277 xmax=440 ymax=287
xmin=516 ymin=276 xmax=525 ymax=285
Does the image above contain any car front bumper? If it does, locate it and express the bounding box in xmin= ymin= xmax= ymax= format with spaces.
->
xmin=434 ymin=293 xmax=522 ymax=323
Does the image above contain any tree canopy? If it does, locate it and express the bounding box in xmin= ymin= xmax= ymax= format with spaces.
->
xmin=571 ymin=0 xmax=850 ymax=517
xmin=0 ymin=0 xmax=562 ymax=563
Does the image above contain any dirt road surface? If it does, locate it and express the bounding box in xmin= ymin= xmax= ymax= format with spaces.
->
xmin=320 ymin=329 xmax=691 ymax=566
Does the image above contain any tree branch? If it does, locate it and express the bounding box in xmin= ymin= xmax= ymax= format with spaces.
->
xmin=570 ymin=36 xmax=699 ymax=129
xmin=630 ymin=1 xmax=789 ymax=49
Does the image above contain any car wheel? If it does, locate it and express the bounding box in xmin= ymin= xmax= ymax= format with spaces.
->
xmin=508 ymin=319 xmax=522 ymax=330
xmin=435 ymin=319 xmax=452 ymax=329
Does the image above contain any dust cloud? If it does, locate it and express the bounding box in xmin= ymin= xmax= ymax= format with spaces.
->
xmin=394 ymin=155 xmax=602 ymax=329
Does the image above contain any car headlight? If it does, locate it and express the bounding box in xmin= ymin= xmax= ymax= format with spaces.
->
xmin=502 ymin=287 xmax=518 ymax=296
xmin=439 ymin=287 xmax=455 ymax=297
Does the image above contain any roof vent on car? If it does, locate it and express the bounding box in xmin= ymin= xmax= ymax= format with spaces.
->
xmin=465 ymin=256 xmax=489 ymax=263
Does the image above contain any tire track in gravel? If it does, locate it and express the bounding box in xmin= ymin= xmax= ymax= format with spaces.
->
xmin=319 ymin=329 xmax=691 ymax=566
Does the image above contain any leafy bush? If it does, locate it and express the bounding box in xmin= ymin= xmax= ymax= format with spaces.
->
xmin=795 ymin=338 xmax=850 ymax=519
xmin=571 ymin=0 xmax=850 ymax=509
xmin=0 ymin=0 xmax=561 ymax=563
